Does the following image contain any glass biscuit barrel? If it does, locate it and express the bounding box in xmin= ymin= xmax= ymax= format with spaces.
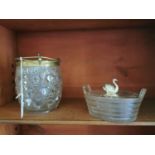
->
xmin=15 ymin=54 xmax=62 ymax=117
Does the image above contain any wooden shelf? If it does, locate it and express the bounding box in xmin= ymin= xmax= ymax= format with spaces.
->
xmin=0 ymin=98 xmax=155 ymax=126
xmin=0 ymin=19 xmax=155 ymax=31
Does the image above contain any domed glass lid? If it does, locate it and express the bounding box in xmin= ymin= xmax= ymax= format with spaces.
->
xmin=83 ymin=78 xmax=147 ymax=99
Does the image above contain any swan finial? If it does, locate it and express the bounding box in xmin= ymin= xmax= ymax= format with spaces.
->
xmin=103 ymin=78 xmax=119 ymax=97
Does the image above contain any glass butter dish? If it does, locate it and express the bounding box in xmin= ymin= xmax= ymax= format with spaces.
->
xmin=83 ymin=79 xmax=147 ymax=123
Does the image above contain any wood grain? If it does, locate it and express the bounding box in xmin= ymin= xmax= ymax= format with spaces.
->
xmin=0 ymin=26 xmax=16 ymax=106
xmin=0 ymin=124 xmax=19 ymax=135
xmin=17 ymin=28 xmax=155 ymax=98
xmin=0 ymin=98 xmax=154 ymax=126
xmin=0 ymin=21 xmax=155 ymax=135
xmin=0 ymin=19 xmax=155 ymax=31
xmin=19 ymin=124 xmax=155 ymax=135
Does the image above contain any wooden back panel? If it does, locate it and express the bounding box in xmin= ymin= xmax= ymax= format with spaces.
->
xmin=18 ymin=29 xmax=155 ymax=97
xmin=0 ymin=26 xmax=16 ymax=105
xmin=17 ymin=28 xmax=155 ymax=98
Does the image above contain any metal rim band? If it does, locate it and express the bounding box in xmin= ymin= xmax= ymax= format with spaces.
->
xmin=16 ymin=59 xmax=60 ymax=67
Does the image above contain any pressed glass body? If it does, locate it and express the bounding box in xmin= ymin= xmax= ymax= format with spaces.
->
xmin=83 ymin=85 xmax=146 ymax=123
xmin=15 ymin=59 xmax=62 ymax=113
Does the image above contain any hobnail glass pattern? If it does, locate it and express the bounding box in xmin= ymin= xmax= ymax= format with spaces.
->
xmin=15 ymin=65 xmax=62 ymax=113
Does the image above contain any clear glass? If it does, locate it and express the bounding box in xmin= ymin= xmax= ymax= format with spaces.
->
xmin=83 ymin=85 xmax=147 ymax=123
xmin=15 ymin=65 xmax=62 ymax=113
